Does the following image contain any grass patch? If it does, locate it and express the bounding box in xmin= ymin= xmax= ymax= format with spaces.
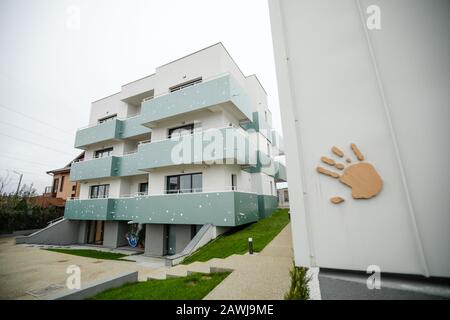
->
xmin=90 ymin=272 xmax=230 ymax=300
xmin=45 ymin=248 xmax=128 ymax=261
xmin=182 ymin=208 xmax=289 ymax=264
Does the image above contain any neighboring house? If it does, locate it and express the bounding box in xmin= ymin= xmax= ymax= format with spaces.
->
xmin=43 ymin=152 xmax=85 ymax=202
xmin=20 ymin=43 xmax=287 ymax=257
xmin=277 ymin=188 xmax=289 ymax=208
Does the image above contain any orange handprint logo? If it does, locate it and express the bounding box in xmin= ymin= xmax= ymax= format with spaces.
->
xmin=316 ymin=144 xmax=383 ymax=204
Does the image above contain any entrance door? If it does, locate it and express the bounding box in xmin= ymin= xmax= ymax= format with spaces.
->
xmin=87 ymin=220 xmax=104 ymax=245
xmin=163 ymin=225 xmax=176 ymax=255
xmin=94 ymin=221 xmax=104 ymax=244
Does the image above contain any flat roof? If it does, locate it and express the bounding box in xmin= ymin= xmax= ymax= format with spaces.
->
xmin=92 ymin=42 xmax=268 ymax=104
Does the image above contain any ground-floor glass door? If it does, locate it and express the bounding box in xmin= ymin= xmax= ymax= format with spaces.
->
xmin=163 ymin=225 xmax=176 ymax=255
xmin=87 ymin=220 xmax=104 ymax=245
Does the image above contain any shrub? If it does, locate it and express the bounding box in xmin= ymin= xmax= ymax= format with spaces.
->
xmin=0 ymin=195 xmax=62 ymax=233
xmin=284 ymin=262 xmax=311 ymax=300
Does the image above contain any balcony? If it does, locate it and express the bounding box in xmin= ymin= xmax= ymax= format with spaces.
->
xmin=136 ymin=127 xmax=256 ymax=171
xmin=70 ymin=156 xmax=120 ymax=181
xmin=43 ymin=186 xmax=56 ymax=198
xmin=64 ymin=198 xmax=114 ymax=220
xmin=240 ymin=111 xmax=272 ymax=141
xmin=74 ymin=119 xmax=121 ymax=149
xmin=274 ymin=161 xmax=287 ymax=182
xmin=64 ymin=191 xmax=259 ymax=227
xmin=271 ymin=130 xmax=285 ymax=155
xmin=74 ymin=116 xmax=151 ymax=149
xmin=70 ymin=127 xmax=258 ymax=181
xmin=243 ymin=151 xmax=275 ymax=176
xmin=140 ymin=74 xmax=252 ymax=127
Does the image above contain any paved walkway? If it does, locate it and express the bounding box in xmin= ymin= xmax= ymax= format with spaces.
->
xmin=144 ymin=224 xmax=297 ymax=299
xmin=204 ymin=223 xmax=293 ymax=300
xmin=0 ymin=237 xmax=167 ymax=300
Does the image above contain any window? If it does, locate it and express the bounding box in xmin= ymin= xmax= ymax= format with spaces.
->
xmin=231 ymin=174 xmax=237 ymax=191
xmin=168 ymin=124 xmax=194 ymax=139
xmin=52 ymin=179 xmax=59 ymax=194
xmin=95 ymin=147 xmax=113 ymax=158
xmin=98 ymin=114 xmax=117 ymax=124
xmin=166 ymin=173 xmax=202 ymax=194
xmin=270 ymin=181 xmax=274 ymax=196
xmin=138 ymin=182 xmax=148 ymax=195
xmin=267 ymin=142 xmax=271 ymax=157
xmin=284 ymin=190 xmax=289 ymax=202
xmin=169 ymin=77 xmax=202 ymax=92
xmin=89 ymin=184 xmax=110 ymax=198
xmin=265 ymin=110 xmax=268 ymax=122
xmin=60 ymin=176 xmax=65 ymax=192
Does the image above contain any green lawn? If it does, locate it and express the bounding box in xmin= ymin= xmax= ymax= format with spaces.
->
xmin=90 ymin=272 xmax=230 ymax=300
xmin=182 ymin=208 xmax=289 ymax=264
xmin=44 ymin=248 xmax=128 ymax=261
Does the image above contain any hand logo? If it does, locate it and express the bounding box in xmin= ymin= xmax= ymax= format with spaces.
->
xmin=316 ymin=144 xmax=383 ymax=204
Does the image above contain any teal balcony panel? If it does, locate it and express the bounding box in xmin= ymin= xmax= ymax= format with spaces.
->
xmin=64 ymin=198 xmax=114 ymax=220
xmin=271 ymin=130 xmax=285 ymax=155
xmin=74 ymin=116 xmax=151 ymax=149
xmin=136 ymin=127 xmax=256 ymax=170
xmin=242 ymin=151 xmax=275 ymax=176
xmin=70 ymin=156 xmax=120 ymax=181
xmin=111 ymin=191 xmax=259 ymax=227
xmin=74 ymin=119 xmax=121 ymax=149
xmin=274 ymin=161 xmax=287 ymax=182
xmin=119 ymin=116 xmax=151 ymax=139
xmin=257 ymin=195 xmax=278 ymax=219
xmin=240 ymin=112 xmax=272 ymax=142
xmin=141 ymin=75 xmax=252 ymax=126
xmin=117 ymin=153 xmax=142 ymax=177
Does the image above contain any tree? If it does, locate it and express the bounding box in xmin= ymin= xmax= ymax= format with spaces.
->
xmin=0 ymin=173 xmax=12 ymax=195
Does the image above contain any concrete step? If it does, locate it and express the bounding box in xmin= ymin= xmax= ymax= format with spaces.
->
xmin=147 ymin=255 xmax=239 ymax=281
xmin=165 ymin=265 xmax=190 ymax=278
xmin=185 ymin=261 xmax=212 ymax=275
xmin=147 ymin=269 xmax=168 ymax=280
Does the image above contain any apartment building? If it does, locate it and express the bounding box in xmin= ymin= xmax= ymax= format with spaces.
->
xmin=20 ymin=43 xmax=286 ymax=258
xmin=277 ymin=188 xmax=289 ymax=208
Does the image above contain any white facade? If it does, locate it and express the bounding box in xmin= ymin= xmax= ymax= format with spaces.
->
xmin=270 ymin=0 xmax=450 ymax=278
xmin=78 ymin=43 xmax=278 ymax=201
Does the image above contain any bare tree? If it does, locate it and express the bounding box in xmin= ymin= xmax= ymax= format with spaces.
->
xmin=0 ymin=172 xmax=12 ymax=194
xmin=19 ymin=183 xmax=37 ymax=197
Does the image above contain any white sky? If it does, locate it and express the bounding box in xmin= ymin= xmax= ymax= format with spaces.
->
xmin=0 ymin=0 xmax=283 ymax=193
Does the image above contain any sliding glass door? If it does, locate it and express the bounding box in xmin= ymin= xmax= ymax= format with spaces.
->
xmin=166 ymin=173 xmax=202 ymax=194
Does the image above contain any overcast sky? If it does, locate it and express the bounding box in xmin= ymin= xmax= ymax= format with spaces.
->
xmin=0 ymin=0 xmax=282 ymax=194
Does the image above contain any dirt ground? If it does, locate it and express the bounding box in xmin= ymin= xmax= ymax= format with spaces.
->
xmin=0 ymin=237 xmax=164 ymax=300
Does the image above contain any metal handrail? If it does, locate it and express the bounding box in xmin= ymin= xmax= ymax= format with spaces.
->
xmin=47 ymin=216 xmax=64 ymax=225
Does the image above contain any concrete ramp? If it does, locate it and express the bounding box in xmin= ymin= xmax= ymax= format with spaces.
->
xmin=15 ymin=218 xmax=80 ymax=245
xmin=165 ymin=224 xmax=228 ymax=266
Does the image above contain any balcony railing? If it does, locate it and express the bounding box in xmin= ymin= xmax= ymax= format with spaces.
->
xmin=64 ymin=198 xmax=114 ymax=221
xmin=74 ymin=73 xmax=255 ymax=150
xmin=74 ymin=115 xmax=151 ymax=149
xmin=64 ymin=190 xmax=259 ymax=226
xmin=70 ymin=126 xmax=258 ymax=181
xmin=141 ymin=73 xmax=252 ymax=127
xmin=70 ymin=156 xmax=120 ymax=181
